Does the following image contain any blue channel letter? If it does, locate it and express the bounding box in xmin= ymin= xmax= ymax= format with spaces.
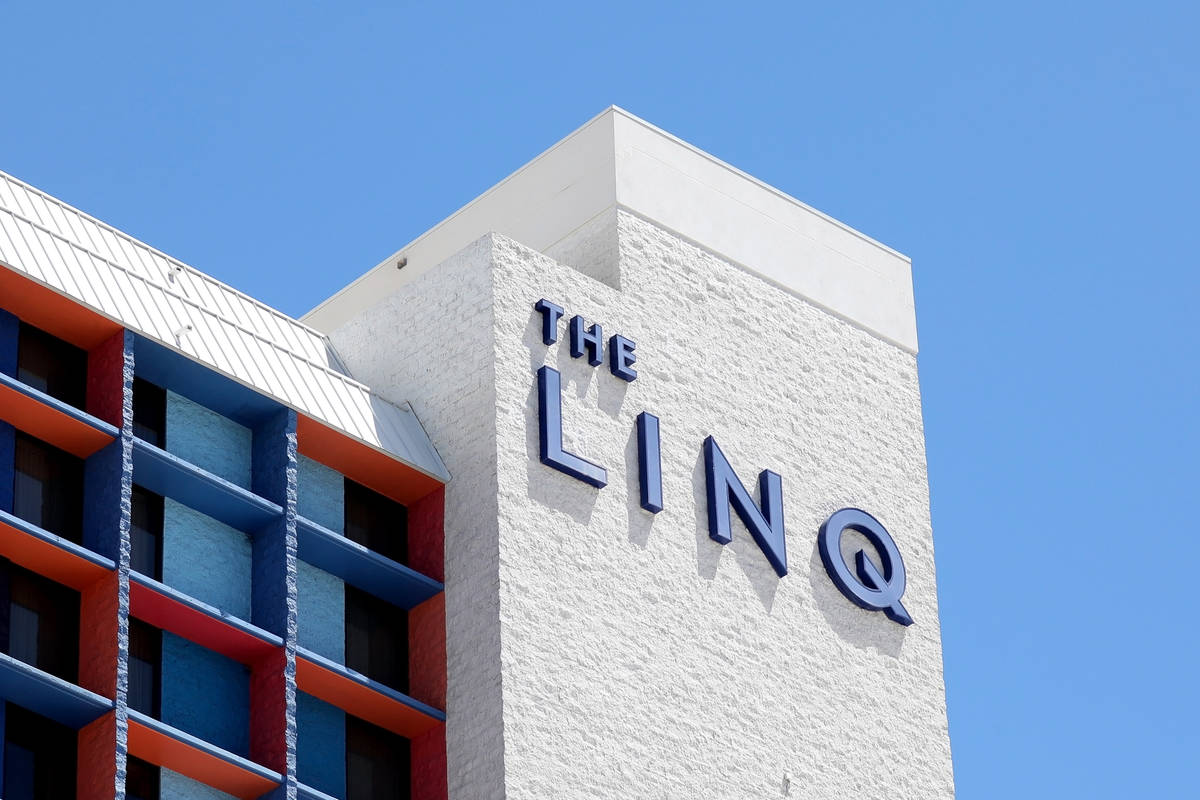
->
xmin=703 ymin=436 xmax=786 ymax=577
xmin=636 ymin=412 xmax=663 ymax=513
xmin=537 ymin=366 xmax=607 ymax=488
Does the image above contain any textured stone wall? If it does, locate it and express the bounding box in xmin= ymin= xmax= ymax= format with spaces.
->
xmin=296 ymin=560 xmax=344 ymax=663
xmin=161 ymin=767 xmax=238 ymax=800
xmin=297 ymin=454 xmax=344 ymax=532
xmin=330 ymin=212 xmax=954 ymax=799
xmin=160 ymin=632 xmax=250 ymax=757
xmin=295 ymin=452 xmax=347 ymax=666
xmin=296 ymin=691 xmax=345 ymax=796
xmin=162 ymin=498 xmax=252 ymax=619
xmin=330 ymin=236 xmax=502 ymax=800
xmin=165 ymin=391 xmax=252 ymax=488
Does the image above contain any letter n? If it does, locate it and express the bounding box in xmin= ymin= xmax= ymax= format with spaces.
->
xmin=703 ymin=436 xmax=786 ymax=577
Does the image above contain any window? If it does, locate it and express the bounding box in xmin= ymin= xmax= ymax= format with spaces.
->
xmin=344 ymin=480 xmax=407 ymax=564
xmin=13 ymin=433 xmax=84 ymax=543
xmin=17 ymin=322 xmax=86 ymax=409
xmin=125 ymin=756 xmax=160 ymax=800
xmin=1 ymin=561 xmax=80 ymax=683
xmin=128 ymin=618 xmax=161 ymax=717
xmin=345 ymin=585 xmax=408 ymax=693
xmin=347 ymin=715 xmax=410 ymax=800
xmin=130 ymin=485 xmax=164 ymax=580
xmin=3 ymin=703 xmax=77 ymax=799
xmin=132 ymin=377 xmax=166 ymax=447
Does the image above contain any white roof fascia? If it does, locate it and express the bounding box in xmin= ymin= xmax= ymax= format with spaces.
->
xmin=0 ymin=169 xmax=449 ymax=484
xmin=304 ymin=106 xmax=917 ymax=352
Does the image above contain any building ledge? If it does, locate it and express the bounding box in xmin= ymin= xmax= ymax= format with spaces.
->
xmin=296 ymin=646 xmax=444 ymax=738
xmin=297 ymin=514 xmax=443 ymax=609
xmin=0 ymin=652 xmax=112 ymax=728
xmin=127 ymin=710 xmax=282 ymax=800
xmin=131 ymin=437 xmax=283 ymax=533
xmin=0 ymin=371 xmax=117 ymax=458
xmin=129 ymin=572 xmax=283 ymax=664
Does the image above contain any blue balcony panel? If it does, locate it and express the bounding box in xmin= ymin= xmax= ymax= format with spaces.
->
xmin=132 ymin=438 xmax=282 ymax=533
xmin=0 ymin=652 xmax=113 ymax=729
xmin=296 ymin=515 xmax=442 ymax=609
xmin=298 ymin=783 xmax=340 ymax=800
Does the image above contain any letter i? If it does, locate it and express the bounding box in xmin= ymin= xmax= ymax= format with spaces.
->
xmin=637 ymin=412 xmax=663 ymax=513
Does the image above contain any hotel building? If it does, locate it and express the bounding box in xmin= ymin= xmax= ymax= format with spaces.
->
xmin=0 ymin=108 xmax=955 ymax=799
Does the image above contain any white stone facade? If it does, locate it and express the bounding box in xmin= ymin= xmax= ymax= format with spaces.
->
xmin=328 ymin=203 xmax=954 ymax=798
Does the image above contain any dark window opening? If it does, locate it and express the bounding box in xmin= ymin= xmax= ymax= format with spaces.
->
xmin=13 ymin=433 xmax=84 ymax=543
xmin=344 ymin=480 xmax=407 ymax=564
xmin=17 ymin=322 xmax=86 ymax=410
xmin=130 ymin=485 xmax=164 ymax=580
xmin=345 ymin=585 xmax=408 ymax=693
xmin=347 ymin=714 xmax=410 ymax=800
xmin=3 ymin=703 xmax=77 ymax=799
xmin=132 ymin=378 xmax=166 ymax=448
xmin=0 ymin=560 xmax=80 ymax=683
xmin=125 ymin=755 xmax=160 ymax=800
xmin=128 ymin=618 xmax=162 ymax=718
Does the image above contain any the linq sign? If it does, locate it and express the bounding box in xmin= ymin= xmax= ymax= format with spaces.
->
xmin=533 ymin=299 xmax=914 ymax=626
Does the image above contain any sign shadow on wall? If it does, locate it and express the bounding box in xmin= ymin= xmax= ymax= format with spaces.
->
xmin=523 ymin=373 xmax=601 ymax=526
xmin=625 ymin=425 xmax=657 ymax=549
xmin=808 ymin=536 xmax=906 ymax=657
xmin=691 ymin=449 xmax=781 ymax=613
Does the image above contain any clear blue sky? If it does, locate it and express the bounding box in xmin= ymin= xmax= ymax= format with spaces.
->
xmin=3 ymin=2 xmax=1196 ymax=796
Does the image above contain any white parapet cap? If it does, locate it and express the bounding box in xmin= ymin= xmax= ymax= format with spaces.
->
xmin=305 ymin=106 xmax=918 ymax=352
xmin=0 ymin=168 xmax=449 ymax=484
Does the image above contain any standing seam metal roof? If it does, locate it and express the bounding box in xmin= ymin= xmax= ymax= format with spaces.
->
xmin=0 ymin=169 xmax=448 ymax=483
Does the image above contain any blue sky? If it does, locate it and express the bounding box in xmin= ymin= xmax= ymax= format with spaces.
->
xmin=2 ymin=2 xmax=1196 ymax=796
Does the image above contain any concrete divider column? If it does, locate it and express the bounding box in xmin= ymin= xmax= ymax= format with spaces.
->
xmin=251 ymin=408 xmax=299 ymax=800
xmin=78 ymin=330 xmax=134 ymax=799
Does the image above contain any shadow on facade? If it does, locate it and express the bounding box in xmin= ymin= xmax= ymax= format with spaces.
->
xmin=690 ymin=449 xmax=780 ymax=613
xmin=807 ymin=540 xmax=906 ymax=657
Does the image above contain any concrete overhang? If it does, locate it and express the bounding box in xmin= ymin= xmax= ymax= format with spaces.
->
xmin=304 ymin=107 xmax=917 ymax=352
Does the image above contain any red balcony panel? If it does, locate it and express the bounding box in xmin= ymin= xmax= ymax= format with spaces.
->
xmin=411 ymin=724 xmax=448 ymax=800
xmin=128 ymin=579 xmax=280 ymax=666
xmin=79 ymin=571 xmax=121 ymax=699
xmin=409 ymin=593 xmax=446 ymax=711
xmin=77 ymin=711 xmax=120 ymax=799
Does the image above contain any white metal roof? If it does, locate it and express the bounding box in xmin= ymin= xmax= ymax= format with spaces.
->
xmin=0 ymin=168 xmax=448 ymax=483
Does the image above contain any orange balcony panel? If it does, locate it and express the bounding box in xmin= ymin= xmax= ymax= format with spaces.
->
xmin=127 ymin=716 xmax=280 ymax=800
xmin=0 ymin=265 xmax=122 ymax=350
xmin=0 ymin=380 xmax=115 ymax=458
xmin=296 ymin=415 xmax=442 ymax=506
xmin=0 ymin=514 xmax=113 ymax=590
xmin=296 ymin=653 xmax=443 ymax=739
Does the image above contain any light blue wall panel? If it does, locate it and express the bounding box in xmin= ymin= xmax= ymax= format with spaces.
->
xmin=297 ymin=455 xmax=344 ymax=533
xmin=161 ymin=633 xmax=250 ymax=757
xmin=163 ymin=498 xmax=252 ymax=619
xmin=161 ymin=768 xmax=239 ymax=800
xmin=296 ymin=691 xmax=346 ymax=798
xmin=166 ymin=390 xmax=252 ymax=489
xmin=297 ymin=560 xmax=344 ymax=663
